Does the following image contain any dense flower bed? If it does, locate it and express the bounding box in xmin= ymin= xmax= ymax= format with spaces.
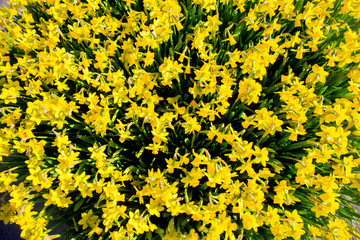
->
xmin=0 ymin=0 xmax=360 ymax=239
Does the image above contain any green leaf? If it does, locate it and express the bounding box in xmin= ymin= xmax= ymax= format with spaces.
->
xmin=74 ymin=197 xmax=86 ymax=212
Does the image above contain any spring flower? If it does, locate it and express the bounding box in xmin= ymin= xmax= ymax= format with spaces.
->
xmin=1 ymin=0 xmax=360 ymax=239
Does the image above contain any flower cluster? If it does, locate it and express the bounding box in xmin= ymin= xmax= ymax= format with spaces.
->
xmin=0 ymin=0 xmax=360 ymax=239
